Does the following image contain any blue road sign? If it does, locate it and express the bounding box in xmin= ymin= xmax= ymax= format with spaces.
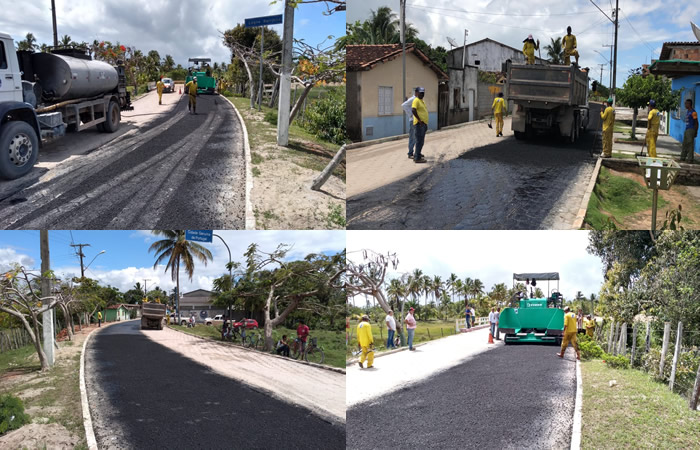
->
xmin=244 ymin=14 xmax=283 ymax=28
xmin=185 ymin=230 xmax=213 ymax=243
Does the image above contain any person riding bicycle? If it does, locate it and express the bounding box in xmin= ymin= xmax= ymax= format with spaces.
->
xmin=276 ymin=335 xmax=290 ymax=357
xmin=296 ymin=320 xmax=310 ymax=354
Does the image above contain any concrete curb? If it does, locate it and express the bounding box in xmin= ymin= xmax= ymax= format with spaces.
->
xmin=167 ymin=325 xmax=345 ymax=374
xmin=222 ymin=96 xmax=255 ymax=230
xmin=572 ymin=156 xmax=603 ymax=229
xmin=346 ymin=117 xmax=495 ymax=150
xmin=80 ymin=324 xmax=109 ymax=450
xmin=571 ymin=359 xmax=583 ymax=450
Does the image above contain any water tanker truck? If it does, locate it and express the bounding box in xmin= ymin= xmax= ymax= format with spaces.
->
xmin=498 ymin=272 xmax=565 ymax=345
xmin=0 ymin=32 xmax=132 ymax=179
xmin=141 ymin=302 xmax=167 ymax=330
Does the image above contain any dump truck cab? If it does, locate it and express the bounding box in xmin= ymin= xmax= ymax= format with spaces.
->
xmin=498 ymin=272 xmax=565 ymax=345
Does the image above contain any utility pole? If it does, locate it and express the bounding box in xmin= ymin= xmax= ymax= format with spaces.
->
xmin=258 ymin=27 xmax=264 ymax=111
xmin=400 ymin=0 xmax=406 ymax=135
xmin=40 ymin=231 xmax=54 ymax=367
xmin=70 ymin=243 xmax=90 ymax=278
xmin=276 ymin=0 xmax=295 ymax=146
xmin=612 ymin=0 xmax=619 ymax=104
xmin=603 ymin=44 xmax=614 ymax=88
xmin=51 ymin=0 xmax=58 ymax=47
xmin=598 ymin=64 xmax=605 ymax=86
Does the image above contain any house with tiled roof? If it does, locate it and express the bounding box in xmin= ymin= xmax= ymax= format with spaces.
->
xmin=650 ymin=40 xmax=700 ymax=157
xmin=346 ymin=44 xmax=448 ymax=142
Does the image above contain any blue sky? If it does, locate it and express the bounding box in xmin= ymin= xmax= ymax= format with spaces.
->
xmin=0 ymin=230 xmax=345 ymax=293
xmin=2 ymin=1 xmax=344 ymax=68
xmin=348 ymin=0 xmax=700 ymax=87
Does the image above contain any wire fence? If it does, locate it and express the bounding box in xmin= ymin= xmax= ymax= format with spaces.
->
xmin=593 ymin=318 xmax=700 ymax=410
xmin=0 ymin=327 xmax=33 ymax=353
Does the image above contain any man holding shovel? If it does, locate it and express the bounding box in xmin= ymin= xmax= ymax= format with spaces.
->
xmin=491 ymin=92 xmax=506 ymax=137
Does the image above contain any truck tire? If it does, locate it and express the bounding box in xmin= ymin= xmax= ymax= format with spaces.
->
xmin=514 ymin=131 xmax=525 ymax=140
xmin=158 ymin=320 xmax=163 ymax=330
xmin=0 ymin=121 xmax=40 ymax=180
xmin=141 ymin=317 xmax=147 ymax=330
xmin=103 ymin=100 xmax=120 ymax=133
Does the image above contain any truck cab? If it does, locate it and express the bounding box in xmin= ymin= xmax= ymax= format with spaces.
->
xmin=0 ymin=33 xmax=23 ymax=103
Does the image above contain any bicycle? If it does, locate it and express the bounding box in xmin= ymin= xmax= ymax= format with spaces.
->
xmin=221 ymin=325 xmax=243 ymax=343
xmin=292 ymin=337 xmax=325 ymax=364
xmin=245 ymin=331 xmax=263 ymax=350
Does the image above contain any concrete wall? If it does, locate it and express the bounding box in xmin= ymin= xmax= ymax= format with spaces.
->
xmin=476 ymin=81 xmax=512 ymax=119
xmin=356 ymin=53 xmax=441 ymax=141
xmin=447 ymin=66 xmax=478 ymax=126
xmin=448 ymin=40 xmax=545 ymax=72
xmin=670 ymin=76 xmax=700 ymax=156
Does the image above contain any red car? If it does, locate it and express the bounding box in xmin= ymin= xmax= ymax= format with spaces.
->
xmin=233 ymin=318 xmax=258 ymax=329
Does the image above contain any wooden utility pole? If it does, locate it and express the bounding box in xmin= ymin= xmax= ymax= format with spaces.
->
xmin=276 ymin=0 xmax=295 ymax=146
xmin=70 ymin=243 xmax=90 ymax=278
xmin=51 ymin=0 xmax=58 ymax=47
xmin=40 ymin=230 xmax=54 ymax=367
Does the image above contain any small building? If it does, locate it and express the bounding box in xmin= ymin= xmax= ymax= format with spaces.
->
xmin=103 ymin=304 xmax=129 ymax=322
xmin=178 ymin=289 xmax=225 ymax=323
xmin=650 ymin=41 xmax=700 ymax=157
xmin=346 ymin=43 xmax=448 ymax=142
xmin=447 ymin=38 xmax=546 ymax=73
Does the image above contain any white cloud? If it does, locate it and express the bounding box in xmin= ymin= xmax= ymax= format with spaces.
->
xmin=0 ymin=248 xmax=35 ymax=272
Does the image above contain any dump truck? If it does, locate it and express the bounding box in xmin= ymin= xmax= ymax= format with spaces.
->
xmin=505 ymin=61 xmax=590 ymax=143
xmin=185 ymin=58 xmax=216 ymax=94
xmin=0 ymin=32 xmax=132 ymax=179
xmin=141 ymin=302 xmax=167 ymax=330
xmin=498 ymin=272 xmax=565 ymax=345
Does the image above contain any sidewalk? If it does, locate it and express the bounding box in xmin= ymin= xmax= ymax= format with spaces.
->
xmin=613 ymin=131 xmax=684 ymax=157
xmin=142 ymin=326 xmax=345 ymax=423
xmin=346 ymin=327 xmax=503 ymax=407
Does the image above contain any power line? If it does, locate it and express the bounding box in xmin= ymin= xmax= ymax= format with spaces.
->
xmin=620 ymin=10 xmax=656 ymax=57
xmin=406 ymin=3 xmax=599 ymax=17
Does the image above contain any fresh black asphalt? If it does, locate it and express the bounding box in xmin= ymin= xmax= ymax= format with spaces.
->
xmin=347 ymin=344 xmax=576 ymax=449
xmin=84 ymin=321 xmax=345 ymax=449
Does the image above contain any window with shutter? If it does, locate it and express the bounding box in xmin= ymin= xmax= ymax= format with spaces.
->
xmin=378 ymin=86 xmax=393 ymax=116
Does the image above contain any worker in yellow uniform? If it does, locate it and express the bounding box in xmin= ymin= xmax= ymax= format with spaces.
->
xmin=357 ymin=315 xmax=374 ymax=369
xmin=97 ymin=310 xmax=102 ymax=327
xmin=585 ymin=314 xmax=595 ymax=338
xmin=600 ymin=98 xmax=615 ymax=158
xmin=492 ymin=92 xmax=506 ymax=137
xmin=522 ymin=35 xmax=539 ymax=65
xmin=185 ymin=76 xmax=198 ymax=115
xmin=156 ymin=77 xmax=165 ymax=105
xmin=562 ymin=26 xmax=580 ymax=66
xmin=646 ymin=99 xmax=661 ymax=158
xmin=557 ymin=306 xmax=580 ymax=360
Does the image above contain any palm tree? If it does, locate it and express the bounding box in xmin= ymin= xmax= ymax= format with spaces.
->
xmin=472 ymin=279 xmax=484 ymax=299
xmin=544 ymin=37 xmax=564 ymax=65
xmin=149 ymin=230 xmax=213 ymax=320
xmin=432 ymin=275 xmax=443 ymax=307
xmin=489 ymin=283 xmax=509 ymax=308
xmin=463 ymin=277 xmax=473 ymax=305
xmin=447 ymin=273 xmax=458 ymax=302
xmin=60 ymin=35 xmax=73 ymax=47
xmin=17 ymin=33 xmax=38 ymax=52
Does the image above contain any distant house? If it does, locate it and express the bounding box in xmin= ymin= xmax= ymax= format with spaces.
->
xmin=178 ymin=289 xmax=224 ymax=323
xmin=650 ymin=41 xmax=700 ymax=157
xmin=103 ymin=304 xmax=129 ymax=322
xmin=447 ymin=38 xmax=546 ymax=73
xmin=346 ymin=43 xmax=448 ymax=142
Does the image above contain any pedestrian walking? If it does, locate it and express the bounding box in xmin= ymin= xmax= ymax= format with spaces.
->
xmin=562 ymin=26 xmax=580 ymax=66
xmin=405 ymin=307 xmax=417 ymax=350
xmin=97 ymin=310 xmax=102 ymax=327
xmin=411 ymin=88 xmax=428 ymax=164
xmin=646 ymin=100 xmax=661 ymax=157
xmin=402 ymin=87 xmax=420 ymax=159
xmin=492 ymin=92 xmax=506 ymax=137
xmin=681 ymin=98 xmax=698 ymax=163
xmin=156 ymin=76 xmax=165 ymax=105
xmin=585 ymin=315 xmax=595 ymax=338
xmin=557 ymin=306 xmax=580 ymax=360
xmin=488 ymin=308 xmax=497 ymax=339
xmin=357 ymin=315 xmax=374 ymax=369
xmin=495 ymin=307 xmax=501 ymax=340
xmin=600 ymin=98 xmax=615 ymax=158
xmin=385 ymin=310 xmax=397 ymax=349
xmin=522 ymin=35 xmax=539 ymax=65
xmin=185 ymin=76 xmax=198 ymax=115
xmin=465 ymin=306 xmax=472 ymax=329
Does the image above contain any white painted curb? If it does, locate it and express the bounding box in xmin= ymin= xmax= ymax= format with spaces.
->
xmin=221 ymin=95 xmax=255 ymax=230
xmin=571 ymin=359 xmax=583 ymax=450
xmin=80 ymin=328 xmax=99 ymax=450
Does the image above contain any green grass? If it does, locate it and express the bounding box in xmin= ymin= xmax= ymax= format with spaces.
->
xmin=325 ymin=203 xmax=346 ymax=228
xmin=585 ymin=166 xmax=668 ymax=229
xmin=581 ymin=359 xmax=700 ymax=449
xmin=347 ymin=319 xmax=465 ymax=357
xmin=0 ymin=344 xmax=39 ymax=376
xmin=170 ymin=324 xmax=345 ymax=369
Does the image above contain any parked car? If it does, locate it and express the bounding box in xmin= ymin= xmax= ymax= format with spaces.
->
xmin=233 ymin=318 xmax=258 ymax=329
xmin=162 ymin=78 xmax=175 ymax=93
xmin=204 ymin=314 xmax=225 ymax=326
xmin=169 ymin=313 xmax=188 ymax=326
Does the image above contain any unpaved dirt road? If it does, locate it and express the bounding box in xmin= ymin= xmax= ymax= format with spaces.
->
xmin=0 ymin=89 xmax=246 ymax=229
xmin=85 ymin=321 xmax=345 ymax=449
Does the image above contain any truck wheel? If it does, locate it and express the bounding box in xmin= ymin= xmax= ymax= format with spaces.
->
xmin=103 ymin=100 xmax=120 ymax=133
xmin=0 ymin=121 xmax=39 ymax=180
xmin=514 ymin=131 xmax=525 ymax=140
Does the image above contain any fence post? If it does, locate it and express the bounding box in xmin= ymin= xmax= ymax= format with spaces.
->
xmin=427 ymin=328 xmax=431 ymax=339
xmin=441 ymin=328 xmax=444 ymax=337
xmin=645 ymin=321 xmax=651 ymax=354
xmin=631 ymin=322 xmax=638 ymax=366
xmin=607 ymin=320 xmax=615 ymax=353
xmin=659 ymin=322 xmax=671 ymax=377
xmin=618 ymin=323 xmax=627 ymax=356
xmin=691 ymin=360 xmax=700 ymax=410
xmin=612 ymin=323 xmax=620 ymax=355
xmin=669 ymin=321 xmax=683 ymax=391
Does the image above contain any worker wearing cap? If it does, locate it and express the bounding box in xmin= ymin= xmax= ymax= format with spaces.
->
xmin=185 ymin=77 xmax=198 ymax=115
xmin=522 ymin=35 xmax=539 ymax=65
xmin=156 ymin=76 xmax=165 ymax=105
xmin=357 ymin=315 xmax=374 ymax=369
xmin=600 ymin=98 xmax=615 ymax=158
xmin=681 ymin=98 xmax=698 ymax=163
xmin=401 ymin=87 xmax=421 ymax=159
xmin=585 ymin=315 xmax=595 ymax=338
xmin=557 ymin=306 xmax=580 ymax=360
xmin=405 ymin=307 xmax=417 ymax=350
xmin=562 ymin=26 xmax=580 ymax=66
xmin=647 ymin=100 xmax=661 ymax=158
xmin=492 ymin=92 xmax=507 ymax=137
xmin=411 ymin=88 xmax=429 ymax=163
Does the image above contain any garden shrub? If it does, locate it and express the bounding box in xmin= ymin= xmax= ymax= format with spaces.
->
xmin=0 ymin=394 xmax=30 ymax=435
xmin=264 ymin=110 xmax=278 ymax=126
xmin=603 ymin=353 xmax=630 ymax=369
xmin=297 ymin=88 xmax=347 ymax=145
xmin=642 ymin=346 xmax=700 ymax=393
xmin=579 ymin=339 xmax=604 ymax=360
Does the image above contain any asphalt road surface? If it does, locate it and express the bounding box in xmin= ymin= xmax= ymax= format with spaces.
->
xmin=348 ymin=104 xmax=603 ymax=230
xmin=347 ymin=345 xmax=576 ymax=450
xmin=0 ymin=93 xmax=246 ymax=229
xmin=85 ymin=321 xmax=345 ymax=450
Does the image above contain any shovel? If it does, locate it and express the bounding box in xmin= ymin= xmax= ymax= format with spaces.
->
xmin=487 ymin=116 xmax=493 ymax=129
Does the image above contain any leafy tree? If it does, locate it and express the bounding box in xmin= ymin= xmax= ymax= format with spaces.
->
xmin=162 ymin=54 xmax=175 ymax=72
xmin=60 ymin=35 xmax=73 ymax=46
xmin=544 ymin=37 xmax=563 ymax=64
xmin=616 ymin=69 xmax=679 ymax=139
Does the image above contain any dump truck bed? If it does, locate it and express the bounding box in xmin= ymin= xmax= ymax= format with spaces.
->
xmin=506 ymin=63 xmax=588 ymax=106
xmin=141 ymin=303 xmax=166 ymax=318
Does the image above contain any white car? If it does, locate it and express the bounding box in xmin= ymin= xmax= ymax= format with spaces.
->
xmin=204 ymin=315 xmax=225 ymax=326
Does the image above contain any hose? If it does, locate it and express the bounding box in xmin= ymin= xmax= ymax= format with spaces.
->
xmin=35 ymin=93 xmax=107 ymax=114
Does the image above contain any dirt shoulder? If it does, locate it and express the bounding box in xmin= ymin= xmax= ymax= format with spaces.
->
xmin=227 ymin=96 xmax=346 ymax=230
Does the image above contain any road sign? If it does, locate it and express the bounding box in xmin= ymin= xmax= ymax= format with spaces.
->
xmin=185 ymin=230 xmax=213 ymax=243
xmin=244 ymin=14 xmax=283 ymax=28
